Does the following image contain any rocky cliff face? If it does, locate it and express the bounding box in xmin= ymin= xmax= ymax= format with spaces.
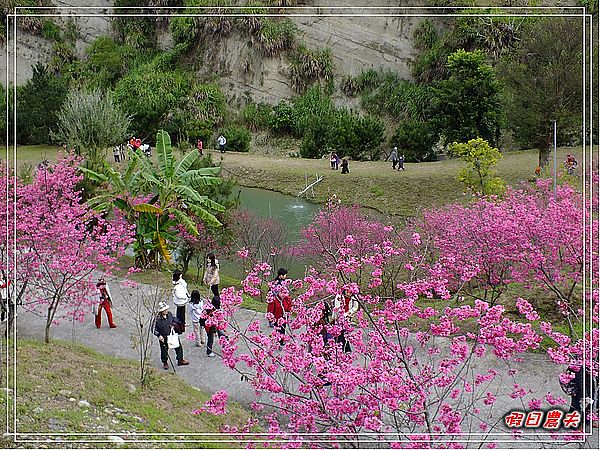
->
xmin=2 ymin=0 xmax=112 ymax=84
xmin=3 ymin=0 xmax=421 ymax=108
xmin=194 ymin=2 xmax=421 ymax=106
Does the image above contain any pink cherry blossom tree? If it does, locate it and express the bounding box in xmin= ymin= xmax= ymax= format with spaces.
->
xmin=4 ymin=158 xmax=134 ymax=342
xmin=197 ymin=180 xmax=597 ymax=447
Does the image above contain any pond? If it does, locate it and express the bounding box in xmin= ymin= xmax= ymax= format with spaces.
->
xmin=235 ymin=186 xmax=322 ymax=242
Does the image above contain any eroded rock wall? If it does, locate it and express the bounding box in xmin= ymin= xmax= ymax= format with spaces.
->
xmin=3 ymin=0 xmax=422 ymax=109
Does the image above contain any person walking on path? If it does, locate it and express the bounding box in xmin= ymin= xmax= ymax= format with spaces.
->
xmin=172 ymin=269 xmax=190 ymax=327
xmin=205 ymin=294 xmax=228 ymax=357
xmin=390 ymin=147 xmax=399 ymax=170
xmin=95 ymin=278 xmax=116 ymax=329
xmin=190 ymin=290 xmax=206 ymax=347
xmin=112 ymin=146 xmax=121 ymax=163
xmin=153 ymin=302 xmax=189 ymax=369
xmin=197 ymin=139 xmax=203 ymax=156
xmin=217 ymin=135 xmax=227 ymax=153
xmin=332 ymin=289 xmax=359 ymax=353
xmin=563 ymin=364 xmax=598 ymax=428
xmin=341 ymin=158 xmax=349 ymax=174
xmin=203 ymin=253 xmax=221 ymax=299
xmin=398 ymin=154 xmax=405 ymax=171
xmin=266 ymin=268 xmax=292 ymax=341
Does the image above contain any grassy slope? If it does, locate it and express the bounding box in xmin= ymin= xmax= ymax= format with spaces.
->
xmin=0 ymin=339 xmax=251 ymax=448
xmin=218 ymin=147 xmax=586 ymax=218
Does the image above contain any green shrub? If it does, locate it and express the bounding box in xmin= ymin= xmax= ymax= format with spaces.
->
xmin=221 ymin=125 xmax=251 ymax=152
xmin=242 ymin=102 xmax=272 ymax=131
xmin=288 ymin=45 xmax=333 ymax=94
xmin=269 ymin=102 xmax=295 ymax=136
xmin=16 ymin=63 xmax=68 ymax=145
xmin=251 ymin=18 xmax=297 ymax=57
xmin=170 ymin=16 xmax=198 ymax=46
xmin=41 ymin=20 xmax=62 ymax=42
xmin=291 ymin=86 xmax=334 ymax=137
xmin=114 ymin=65 xmax=190 ymax=137
xmin=326 ymin=110 xmax=385 ymax=161
xmin=389 ymin=120 xmax=439 ymax=163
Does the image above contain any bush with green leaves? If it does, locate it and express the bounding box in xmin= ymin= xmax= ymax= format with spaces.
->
xmin=248 ymin=18 xmax=297 ymax=57
xmin=114 ymin=65 xmax=190 ymax=138
xmin=16 ymin=63 xmax=68 ymax=145
xmin=54 ymin=88 xmax=131 ymax=166
xmin=221 ymin=125 xmax=251 ymax=152
xmin=434 ymin=49 xmax=503 ymax=146
xmin=325 ymin=110 xmax=385 ymax=161
xmin=81 ymin=36 xmax=139 ymax=89
xmin=448 ymin=137 xmax=505 ymax=196
xmin=389 ymin=120 xmax=439 ymax=163
xmin=343 ymin=69 xmax=435 ymax=122
xmin=291 ymin=86 xmax=334 ymax=137
xmin=41 ymin=19 xmax=62 ymax=42
xmin=113 ymin=0 xmax=157 ymax=50
xmin=242 ymin=102 xmax=272 ymax=131
xmin=288 ymin=45 xmax=333 ymax=94
xmin=269 ymin=102 xmax=295 ymax=136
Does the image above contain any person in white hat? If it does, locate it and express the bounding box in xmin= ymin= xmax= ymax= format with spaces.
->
xmin=153 ymin=301 xmax=189 ymax=370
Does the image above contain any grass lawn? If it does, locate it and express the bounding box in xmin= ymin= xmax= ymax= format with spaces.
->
xmin=4 ymin=144 xmax=590 ymax=219
xmin=215 ymin=146 xmax=588 ymax=219
xmin=0 ymin=339 xmax=253 ymax=448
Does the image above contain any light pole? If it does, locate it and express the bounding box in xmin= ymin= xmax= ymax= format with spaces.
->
xmin=553 ymin=120 xmax=557 ymax=198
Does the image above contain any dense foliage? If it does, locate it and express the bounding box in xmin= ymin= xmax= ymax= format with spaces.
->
xmin=389 ymin=120 xmax=439 ymax=163
xmin=498 ymin=17 xmax=583 ymax=166
xmin=434 ymin=50 xmax=503 ymax=146
xmin=16 ymin=63 xmax=68 ymax=145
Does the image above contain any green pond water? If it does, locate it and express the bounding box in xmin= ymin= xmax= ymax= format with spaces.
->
xmin=235 ymin=186 xmax=322 ymax=242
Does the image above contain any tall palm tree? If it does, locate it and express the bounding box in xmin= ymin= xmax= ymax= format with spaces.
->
xmin=81 ymin=130 xmax=225 ymax=267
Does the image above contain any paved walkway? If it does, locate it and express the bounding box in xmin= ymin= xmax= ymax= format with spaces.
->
xmin=16 ymin=278 xmax=599 ymax=448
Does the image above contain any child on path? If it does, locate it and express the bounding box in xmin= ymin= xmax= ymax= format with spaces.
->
xmin=190 ymin=290 xmax=206 ymax=347
xmin=398 ymin=155 xmax=405 ymax=171
xmin=95 ymin=278 xmax=116 ymax=329
xmin=197 ymin=139 xmax=203 ymax=156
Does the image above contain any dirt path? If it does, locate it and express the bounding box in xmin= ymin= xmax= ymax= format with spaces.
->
xmin=16 ymin=277 xmax=598 ymax=448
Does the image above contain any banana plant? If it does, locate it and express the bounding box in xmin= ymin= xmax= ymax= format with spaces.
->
xmin=81 ymin=130 xmax=226 ymax=267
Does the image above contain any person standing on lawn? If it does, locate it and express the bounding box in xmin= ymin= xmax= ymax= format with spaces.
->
xmin=390 ymin=147 xmax=399 ymax=170
xmin=217 ymin=134 xmax=227 ymax=153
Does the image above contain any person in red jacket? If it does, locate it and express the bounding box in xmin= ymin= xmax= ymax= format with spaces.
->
xmin=267 ymin=268 xmax=291 ymax=340
xmin=95 ymin=278 xmax=116 ymax=329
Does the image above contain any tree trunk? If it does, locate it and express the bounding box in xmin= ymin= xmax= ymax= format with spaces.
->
xmin=538 ymin=146 xmax=551 ymax=168
xmin=44 ymin=316 xmax=51 ymax=344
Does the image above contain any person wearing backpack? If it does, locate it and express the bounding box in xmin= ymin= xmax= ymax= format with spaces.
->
xmin=267 ymin=268 xmax=292 ymax=342
xmin=562 ymin=364 xmax=598 ymax=428
xmin=217 ymin=135 xmax=227 ymax=153
xmin=153 ymin=302 xmax=189 ymax=369
xmin=204 ymin=294 xmax=228 ymax=357
xmin=190 ymin=290 xmax=206 ymax=347
xmin=172 ymin=269 xmax=190 ymax=327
